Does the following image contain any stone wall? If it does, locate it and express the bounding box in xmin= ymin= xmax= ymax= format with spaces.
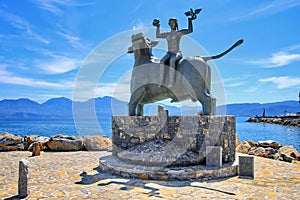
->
xmin=112 ymin=115 xmax=236 ymax=163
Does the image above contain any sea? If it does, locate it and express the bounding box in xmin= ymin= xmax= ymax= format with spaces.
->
xmin=0 ymin=117 xmax=299 ymax=151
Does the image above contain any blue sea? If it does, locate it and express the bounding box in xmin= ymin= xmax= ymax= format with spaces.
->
xmin=0 ymin=117 xmax=299 ymax=151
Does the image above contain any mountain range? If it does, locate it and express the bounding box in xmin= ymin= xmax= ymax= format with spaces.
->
xmin=0 ymin=96 xmax=299 ymax=118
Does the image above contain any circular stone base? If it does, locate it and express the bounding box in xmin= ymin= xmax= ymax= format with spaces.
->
xmin=99 ymin=154 xmax=238 ymax=181
xmin=117 ymin=139 xmax=203 ymax=167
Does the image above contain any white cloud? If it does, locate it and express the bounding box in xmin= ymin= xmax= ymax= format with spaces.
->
xmin=223 ymin=75 xmax=250 ymax=88
xmin=259 ymin=76 xmax=300 ymax=89
xmin=249 ymin=51 xmax=300 ymax=68
xmin=31 ymin=0 xmax=94 ymax=15
xmin=0 ymin=65 xmax=74 ymax=88
xmin=0 ymin=9 xmax=49 ymax=44
xmin=57 ymin=28 xmax=84 ymax=49
xmin=32 ymin=0 xmax=74 ymax=15
xmin=132 ymin=20 xmax=144 ymax=30
xmin=233 ymin=0 xmax=300 ymax=20
xmin=243 ymin=87 xmax=258 ymax=93
xmin=37 ymin=55 xmax=79 ymax=74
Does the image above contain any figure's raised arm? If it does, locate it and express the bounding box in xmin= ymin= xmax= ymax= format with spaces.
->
xmin=179 ymin=8 xmax=201 ymax=35
xmin=179 ymin=17 xmax=194 ymax=35
xmin=153 ymin=19 xmax=168 ymax=38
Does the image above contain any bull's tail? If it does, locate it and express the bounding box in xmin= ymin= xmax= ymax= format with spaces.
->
xmin=202 ymin=39 xmax=243 ymax=62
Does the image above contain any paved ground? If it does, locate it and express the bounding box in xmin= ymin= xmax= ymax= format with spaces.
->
xmin=0 ymin=151 xmax=300 ymax=199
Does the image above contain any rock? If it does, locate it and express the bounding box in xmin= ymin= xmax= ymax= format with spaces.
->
xmin=0 ymin=132 xmax=23 ymax=146
xmin=258 ymin=140 xmax=281 ymax=150
xmin=27 ymin=136 xmax=49 ymax=151
xmin=0 ymin=145 xmax=18 ymax=151
xmin=31 ymin=135 xmax=50 ymax=144
xmin=265 ymin=147 xmax=277 ymax=159
xmin=45 ymin=135 xmax=84 ymax=151
xmin=83 ymin=136 xmax=112 ymax=151
xmin=247 ymin=146 xmax=257 ymax=155
xmin=0 ymin=132 xmax=23 ymax=151
xmin=32 ymin=142 xmax=41 ymax=156
xmin=280 ymin=154 xmax=294 ymax=163
xmin=248 ymin=147 xmax=268 ymax=157
xmin=236 ymin=141 xmax=251 ymax=154
xmin=279 ymin=146 xmax=300 ymax=161
xmin=273 ymin=153 xmax=280 ymax=160
xmin=246 ymin=140 xmax=257 ymax=147
xmin=25 ymin=136 xmax=35 ymax=144
xmin=246 ymin=117 xmax=257 ymax=122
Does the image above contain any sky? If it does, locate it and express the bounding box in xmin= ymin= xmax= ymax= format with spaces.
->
xmin=0 ymin=0 xmax=300 ymax=105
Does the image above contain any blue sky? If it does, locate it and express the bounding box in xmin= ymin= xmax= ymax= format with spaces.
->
xmin=0 ymin=0 xmax=300 ymax=105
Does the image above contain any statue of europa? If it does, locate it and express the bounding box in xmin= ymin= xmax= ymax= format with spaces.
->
xmin=127 ymin=8 xmax=243 ymax=116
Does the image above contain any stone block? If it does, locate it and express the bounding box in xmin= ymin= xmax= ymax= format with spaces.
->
xmin=18 ymin=159 xmax=29 ymax=198
xmin=239 ymin=155 xmax=254 ymax=178
xmin=206 ymin=146 xmax=222 ymax=167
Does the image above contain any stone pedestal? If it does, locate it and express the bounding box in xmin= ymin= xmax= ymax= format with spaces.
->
xmin=100 ymin=106 xmax=238 ymax=180
xmin=112 ymin=114 xmax=236 ymax=167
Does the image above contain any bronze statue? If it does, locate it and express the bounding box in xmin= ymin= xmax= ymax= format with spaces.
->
xmin=153 ymin=8 xmax=201 ymax=86
xmin=127 ymin=33 xmax=243 ymax=116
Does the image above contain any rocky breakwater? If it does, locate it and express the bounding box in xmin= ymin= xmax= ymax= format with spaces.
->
xmin=236 ymin=140 xmax=300 ymax=163
xmin=246 ymin=115 xmax=300 ymax=127
xmin=0 ymin=132 xmax=112 ymax=154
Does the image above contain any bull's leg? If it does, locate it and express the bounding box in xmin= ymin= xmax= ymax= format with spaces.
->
xmin=128 ymin=87 xmax=146 ymax=116
xmin=197 ymin=91 xmax=216 ymax=115
xmin=136 ymin=103 xmax=144 ymax=116
xmin=128 ymin=98 xmax=138 ymax=116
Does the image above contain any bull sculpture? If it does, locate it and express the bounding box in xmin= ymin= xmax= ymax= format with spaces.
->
xmin=127 ymin=33 xmax=243 ymax=116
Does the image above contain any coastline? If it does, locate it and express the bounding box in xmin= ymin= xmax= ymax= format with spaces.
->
xmin=246 ymin=115 xmax=300 ymax=127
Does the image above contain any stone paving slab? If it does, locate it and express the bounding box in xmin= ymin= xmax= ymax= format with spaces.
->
xmin=0 ymin=151 xmax=300 ymax=199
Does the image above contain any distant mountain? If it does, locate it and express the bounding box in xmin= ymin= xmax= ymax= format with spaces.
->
xmin=41 ymin=97 xmax=73 ymax=117
xmin=0 ymin=98 xmax=41 ymax=115
xmin=0 ymin=97 xmax=298 ymax=118
xmin=224 ymin=100 xmax=299 ymax=117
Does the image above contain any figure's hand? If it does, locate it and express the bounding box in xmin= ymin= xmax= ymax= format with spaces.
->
xmin=153 ymin=19 xmax=160 ymax=27
xmin=189 ymin=15 xmax=197 ymax=20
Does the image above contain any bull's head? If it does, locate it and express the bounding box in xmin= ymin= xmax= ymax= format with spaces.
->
xmin=128 ymin=33 xmax=159 ymax=53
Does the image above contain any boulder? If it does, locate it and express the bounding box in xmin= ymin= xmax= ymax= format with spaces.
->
xmin=24 ymin=136 xmax=35 ymax=145
xmin=246 ymin=140 xmax=257 ymax=147
xmin=247 ymin=146 xmax=257 ymax=155
xmin=258 ymin=140 xmax=281 ymax=150
xmin=279 ymin=146 xmax=300 ymax=161
xmin=265 ymin=147 xmax=277 ymax=158
xmin=248 ymin=147 xmax=268 ymax=157
xmin=27 ymin=135 xmax=49 ymax=151
xmin=236 ymin=141 xmax=251 ymax=154
xmin=28 ymin=135 xmax=50 ymax=144
xmin=83 ymin=136 xmax=112 ymax=151
xmin=279 ymin=154 xmax=294 ymax=163
xmin=32 ymin=142 xmax=41 ymax=156
xmin=0 ymin=132 xmax=23 ymax=146
xmin=0 ymin=132 xmax=23 ymax=151
xmin=273 ymin=153 xmax=280 ymax=160
xmin=45 ymin=135 xmax=84 ymax=151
